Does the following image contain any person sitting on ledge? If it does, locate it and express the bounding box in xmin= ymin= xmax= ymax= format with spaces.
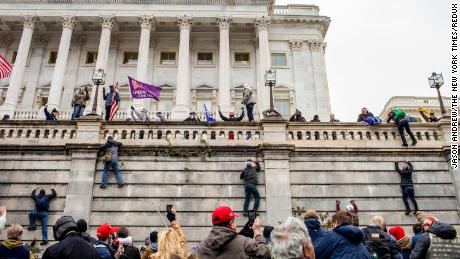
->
xmin=218 ymin=106 xmax=245 ymax=122
xmin=44 ymin=105 xmax=59 ymax=121
xmin=130 ymin=106 xmax=150 ymax=122
xmin=330 ymin=113 xmax=340 ymax=122
xmin=310 ymin=115 xmax=321 ymax=122
xmin=184 ymin=112 xmax=201 ymax=122
xmin=289 ymin=109 xmax=306 ymax=122
xmin=357 ymin=107 xmax=374 ymax=122
xmin=420 ymin=111 xmax=439 ymax=123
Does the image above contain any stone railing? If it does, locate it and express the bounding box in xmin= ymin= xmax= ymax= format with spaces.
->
xmin=0 ymin=121 xmax=78 ymax=141
xmin=273 ymin=4 xmax=319 ymax=16
xmin=101 ymin=121 xmax=264 ymax=142
xmin=0 ymin=0 xmax=271 ymax=4
xmin=0 ymin=118 xmax=451 ymax=149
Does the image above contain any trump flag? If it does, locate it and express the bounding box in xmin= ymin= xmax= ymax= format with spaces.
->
xmin=128 ymin=76 xmax=162 ymax=100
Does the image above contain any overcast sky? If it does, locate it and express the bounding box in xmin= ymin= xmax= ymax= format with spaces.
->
xmin=276 ymin=0 xmax=452 ymax=121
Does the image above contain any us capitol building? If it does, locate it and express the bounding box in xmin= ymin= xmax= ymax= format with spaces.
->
xmin=0 ymin=0 xmax=331 ymax=120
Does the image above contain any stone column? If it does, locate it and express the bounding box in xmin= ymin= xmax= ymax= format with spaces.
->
xmin=217 ymin=16 xmax=232 ymax=115
xmin=64 ymin=144 xmax=99 ymax=223
xmin=88 ymin=15 xmax=115 ymax=115
xmin=0 ymin=16 xmax=38 ymax=117
xmin=263 ymin=146 xmax=293 ymax=225
xmin=20 ymin=36 xmax=48 ymax=109
xmin=171 ymin=15 xmax=192 ymax=120
xmin=47 ymin=16 xmax=77 ymax=110
xmin=290 ymin=39 xmax=316 ymax=121
xmin=132 ymin=16 xmax=154 ymax=110
xmin=308 ymin=40 xmax=331 ymax=122
xmin=60 ymin=36 xmax=86 ymax=109
xmin=255 ymin=16 xmax=271 ymax=114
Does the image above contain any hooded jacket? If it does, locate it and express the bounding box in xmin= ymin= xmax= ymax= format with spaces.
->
xmin=99 ymin=139 xmax=122 ymax=161
xmin=362 ymin=225 xmax=401 ymax=259
xmin=314 ymin=223 xmax=372 ymax=259
xmin=0 ymin=239 xmax=31 ymax=259
xmin=42 ymin=232 xmax=99 ymax=259
xmin=395 ymin=162 xmax=414 ymax=187
xmin=242 ymin=88 xmax=255 ymax=105
xmin=304 ymin=218 xmax=327 ymax=243
xmin=71 ymin=89 xmax=90 ymax=107
xmin=410 ymin=221 xmax=459 ymax=259
xmin=198 ymin=226 xmax=270 ymax=259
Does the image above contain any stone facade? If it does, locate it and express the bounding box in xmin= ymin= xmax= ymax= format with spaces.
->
xmin=379 ymin=96 xmax=452 ymax=121
xmin=0 ymin=1 xmax=332 ymax=121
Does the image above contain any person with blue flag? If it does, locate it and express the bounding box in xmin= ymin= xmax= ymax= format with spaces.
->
xmin=204 ymin=105 xmax=215 ymax=122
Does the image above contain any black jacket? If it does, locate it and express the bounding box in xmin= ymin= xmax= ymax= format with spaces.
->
xmin=42 ymin=232 xmax=100 ymax=259
xmin=81 ymin=232 xmax=98 ymax=245
xmin=219 ymin=111 xmax=244 ymax=122
xmin=119 ymin=245 xmax=141 ymax=259
xmin=395 ymin=162 xmax=414 ymax=187
xmin=31 ymin=189 xmax=57 ymax=212
xmin=240 ymin=162 xmax=261 ymax=185
xmin=410 ymin=222 xmax=458 ymax=259
xmin=289 ymin=114 xmax=306 ymax=122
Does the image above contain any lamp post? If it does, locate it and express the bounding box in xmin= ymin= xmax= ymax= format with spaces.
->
xmin=263 ymin=69 xmax=282 ymax=118
xmin=88 ymin=68 xmax=106 ymax=116
xmin=428 ymin=72 xmax=447 ymax=117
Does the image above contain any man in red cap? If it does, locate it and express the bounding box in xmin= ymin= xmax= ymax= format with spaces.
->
xmin=94 ymin=223 xmax=119 ymax=259
xmin=198 ymin=205 xmax=270 ymax=259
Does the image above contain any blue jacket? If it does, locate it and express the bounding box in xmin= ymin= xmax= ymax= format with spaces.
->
xmin=31 ymin=189 xmax=57 ymax=212
xmin=94 ymin=241 xmax=112 ymax=259
xmin=314 ymin=223 xmax=372 ymax=259
xmin=44 ymin=107 xmax=57 ymax=121
xmin=305 ymin=218 xmax=327 ymax=244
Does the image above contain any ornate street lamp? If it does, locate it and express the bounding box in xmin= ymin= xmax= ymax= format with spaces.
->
xmin=263 ymin=69 xmax=282 ymax=118
xmin=428 ymin=72 xmax=447 ymax=117
xmin=89 ymin=68 xmax=106 ymax=116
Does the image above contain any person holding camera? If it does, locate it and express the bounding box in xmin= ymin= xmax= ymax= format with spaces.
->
xmin=198 ymin=205 xmax=270 ymax=259
xmin=99 ymin=136 xmax=124 ymax=189
xmin=240 ymin=158 xmax=262 ymax=215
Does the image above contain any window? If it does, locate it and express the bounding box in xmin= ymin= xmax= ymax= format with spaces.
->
xmin=85 ymin=51 xmax=98 ymax=65
xmin=48 ymin=51 xmax=58 ymax=64
xmin=197 ymin=52 xmax=213 ymax=65
xmin=234 ymin=52 xmax=250 ymax=65
xmin=274 ymin=99 xmax=290 ymax=118
xmin=123 ymin=52 xmax=138 ymax=65
xmin=11 ymin=51 xmax=17 ymax=64
xmin=271 ymin=53 xmax=287 ymax=67
xmin=160 ymin=52 xmax=176 ymax=65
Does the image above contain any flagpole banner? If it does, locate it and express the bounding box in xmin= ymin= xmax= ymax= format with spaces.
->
xmin=128 ymin=76 xmax=162 ymax=100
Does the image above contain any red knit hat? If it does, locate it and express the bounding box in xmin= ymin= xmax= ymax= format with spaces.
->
xmin=389 ymin=226 xmax=405 ymax=241
xmin=212 ymin=205 xmax=239 ymax=225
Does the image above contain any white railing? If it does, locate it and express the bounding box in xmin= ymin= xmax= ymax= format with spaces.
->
xmin=0 ymin=0 xmax=270 ymax=4
xmin=13 ymin=109 xmax=73 ymax=120
xmin=273 ymin=5 xmax=319 ymax=16
xmin=0 ymin=121 xmax=78 ymax=140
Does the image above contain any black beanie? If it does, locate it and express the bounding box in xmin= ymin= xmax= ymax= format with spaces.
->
xmin=149 ymin=231 xmax=158 ymax=243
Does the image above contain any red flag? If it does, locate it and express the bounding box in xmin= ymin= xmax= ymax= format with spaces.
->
xmin=109 ymin=82 xmax=119 ymax=121
xmin=0 ymin=54 xmax=12 ymax=78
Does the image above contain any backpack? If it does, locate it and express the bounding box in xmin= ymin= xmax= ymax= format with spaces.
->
xmin=393 ymin=108 xmax=406 ymax=119
xmin=363 ymin=117 xmax=382 ymax=126
xmin=363 ymin=228 xmax=393 ymax=259
xmin=102 ymin=147 xmax=114 ymax=163
xmin=36 ymin=195 xmax=49 ymax=211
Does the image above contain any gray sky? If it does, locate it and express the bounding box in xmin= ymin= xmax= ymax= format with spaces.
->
xmin=276 ymin=0 xmax=452 ymax=121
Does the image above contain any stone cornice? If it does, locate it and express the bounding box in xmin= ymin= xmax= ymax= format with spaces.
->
xmin=271 ymin=16 xmax=330 ymax=38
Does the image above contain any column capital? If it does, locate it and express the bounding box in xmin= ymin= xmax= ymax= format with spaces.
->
xmin=23 ymin=16 xmax=38 ymax=30
xmin=217 ymin=16 xmax=232 ymax=30
xmin=62 ymin=16 xmax=77 ymax=30
xmin=307 ymin=40 xmax=326 ymax=51
xmin=0 ymin=35 xmax=12 ymax=48
xmin=289 ymin=39 xmax=304 ymax=50
xmin=138 ymin=15 xmax=155 ymax=30
xmin=100 ymin=15 xmax=115 ymax=29
xmin=177 ymin=15 xmax=193 ymax=30
xmin=255 ymin=16 xmax=271 ymax=31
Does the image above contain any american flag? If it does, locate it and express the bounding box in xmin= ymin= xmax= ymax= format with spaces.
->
xmin=109 ymin=81 xmax=119 ymax=121
xmin=0 ymin=54 xmax=12 ymax=78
